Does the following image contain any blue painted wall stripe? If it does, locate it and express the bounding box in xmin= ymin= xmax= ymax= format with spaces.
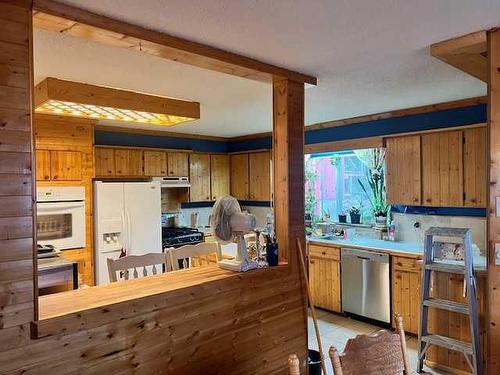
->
xmin=228 ymin=103 xmax=487 ymax=152
xmin=95 ymin=130 xmax=228 ymax=153
xmin=95 ymin=104 xmax=486 ymax=154
xmin=391 ymin=205 xmax=487 ymax=217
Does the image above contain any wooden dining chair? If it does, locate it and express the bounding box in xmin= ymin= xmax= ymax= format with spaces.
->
xmin=329 ymin=314 xmax=411 ymax=375
xmin=107 ymin=253 xmax=171 ymax=282
xmin=168 ymin=242 xmax=220 ymax=270
xmin=288 ymin=354 xmax=300 ymax=375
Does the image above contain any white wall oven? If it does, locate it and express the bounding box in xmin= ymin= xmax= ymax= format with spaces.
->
xmin=37 ymin=187 xmax=86 ymax=250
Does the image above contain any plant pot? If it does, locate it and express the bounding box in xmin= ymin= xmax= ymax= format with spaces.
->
xmin=375 ymin=215 xmax=387 ymax=227
xmin=338 ymin=214 xmax=347 ymax=223
xmin=350 ymin=213 xmax=361 ymax=224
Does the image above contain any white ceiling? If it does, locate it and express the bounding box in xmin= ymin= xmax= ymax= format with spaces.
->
xmin=34 ymin=0 xmax=500 ymax=137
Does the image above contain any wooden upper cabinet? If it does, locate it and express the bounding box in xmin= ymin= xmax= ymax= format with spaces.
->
xmin=167 ymin=152 xmax=189 ymax=176
xmin=210 ymin=154 xmax=230 ymax=201
xmin=144 ymin=150 xmax=167 ymax=176
xmin=249 ymin=151 xmax=271 ymax=201
xmin=95 ymin=148 xmax=115 ymax=177
xmin=230 ymin=154 xmax=249 ymax=200
xmin=115 ymin=149 xmax=143 ymax=176
xmin=386 ymin=136 xmax=421 ymax=206
xmin=50 ymin=150 xmax=82 ymax=181
xmin=36 ymin=150 xmax=51 ymax=181
xmin=189 ymin=153 xmax=211 ymax=202
xmin=464 ymin=127 xmax=487 ymax=207
xmin=422 ymin=131 xmax=463 ymax=207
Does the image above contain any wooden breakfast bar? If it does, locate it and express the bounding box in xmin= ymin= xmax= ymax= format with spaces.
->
xmin=0 ymin=265 xmax=306 ymax=373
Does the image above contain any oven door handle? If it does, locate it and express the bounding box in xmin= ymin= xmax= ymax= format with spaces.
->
xmin=37 ymin=202 xmax=84 ymax=211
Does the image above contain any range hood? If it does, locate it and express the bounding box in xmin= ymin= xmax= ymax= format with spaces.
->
xmin=151 ymin=176 xmax=191 ymax=188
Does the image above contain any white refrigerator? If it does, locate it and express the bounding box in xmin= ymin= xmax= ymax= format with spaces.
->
xmin=94 ymin=181 xmax=162 ymax=285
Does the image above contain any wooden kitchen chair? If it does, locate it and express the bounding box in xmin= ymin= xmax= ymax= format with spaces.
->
xmin=168 ymin=242 xmax=220 ymax=270
xmin=329 ymin=314 xmax=410 ymax=375
xmin=288 ymin=354 xmax=300 ymax=375
xmin=107 ymin=253 xmax=171 ymax=282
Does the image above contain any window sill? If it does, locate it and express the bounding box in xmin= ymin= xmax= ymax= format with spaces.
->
xmin=33 ymin=264 xmax=289 ymax=339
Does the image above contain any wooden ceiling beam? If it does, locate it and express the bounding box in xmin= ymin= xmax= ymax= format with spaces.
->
xmin=32 ymin=0 xmax=317 ymax=85
xmin=431 ymin=31 xmax=488 ymax=82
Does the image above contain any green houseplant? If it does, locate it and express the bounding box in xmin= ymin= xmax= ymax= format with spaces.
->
xmin=357 ymin=148 xmax=388 ymax=226
xmin=349 ymin=206 xmax=361 ymax=224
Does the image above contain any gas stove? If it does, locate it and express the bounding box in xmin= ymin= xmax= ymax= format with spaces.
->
xmin=162 ymin=227 xmax=204 ymax=249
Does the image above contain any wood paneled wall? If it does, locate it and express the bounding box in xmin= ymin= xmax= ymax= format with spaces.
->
xmin=0 ymin=0 xmax=35 ymax=335
xmin=34 ymin=114 xmax=95 ymax=286
xmin=488 ymin=28 xmax=500 ymax=374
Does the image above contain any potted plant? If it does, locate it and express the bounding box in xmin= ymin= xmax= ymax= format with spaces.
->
xmin=357 ymin=148 xmax=388 ymax=227
xmin=349 ymin=206 xmax=361 ymax=224
xmin=338 ymin=210 xmax=347 ymax=223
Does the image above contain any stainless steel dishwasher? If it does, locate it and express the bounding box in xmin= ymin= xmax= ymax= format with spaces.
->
xmin=341 ymin=248 xmax=390 ymax=323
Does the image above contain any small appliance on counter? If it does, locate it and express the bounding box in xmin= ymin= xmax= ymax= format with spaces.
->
xmin=37 ymin=243 xmax=60 ymax=259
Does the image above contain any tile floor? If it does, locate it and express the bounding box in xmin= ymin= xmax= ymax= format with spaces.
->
xmin=308 ymin=309 xmax=448 ymax=375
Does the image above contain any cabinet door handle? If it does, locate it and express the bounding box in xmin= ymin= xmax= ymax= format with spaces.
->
xmin=310 ymin=260 xmax=315 ymax=264
xmin=53 ymin=175 xmax=58 ymax=180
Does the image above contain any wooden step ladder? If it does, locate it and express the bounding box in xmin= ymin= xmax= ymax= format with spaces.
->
xmin=417 ymin=227 xmax=482 ymax=375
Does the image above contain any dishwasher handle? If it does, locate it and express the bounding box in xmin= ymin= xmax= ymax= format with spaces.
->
xmin=357 ymin=256 xmax=371 ymax=260
xmin=341 ymin=247 xmax=389 ymax=263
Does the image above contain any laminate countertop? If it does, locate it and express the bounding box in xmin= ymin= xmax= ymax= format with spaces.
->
xmin=307 ymin=236 xmax=487 ymax=272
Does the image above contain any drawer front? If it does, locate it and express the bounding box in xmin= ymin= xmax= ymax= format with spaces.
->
xmin=393 ymin=256 xmax=421 ymax=272
xmin=309 ymin=244 xmax=340 ymax=261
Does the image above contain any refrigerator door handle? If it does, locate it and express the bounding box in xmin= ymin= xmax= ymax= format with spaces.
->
xmin=121 ymin=211 xmax=127 ymax=254
xmin=125 ymin=208 xmax=131 ymax=254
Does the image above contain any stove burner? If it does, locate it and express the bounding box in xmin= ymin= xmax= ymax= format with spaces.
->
xmin=162 ymin=227 xmax=204 ymax=249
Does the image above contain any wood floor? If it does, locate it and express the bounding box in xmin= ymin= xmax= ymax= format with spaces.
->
xmin=308 ymin=309 xmax=448 ymax=375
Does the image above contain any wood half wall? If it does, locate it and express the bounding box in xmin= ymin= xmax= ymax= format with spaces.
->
xmin=0 ymin=1 xmax=308 ymax=373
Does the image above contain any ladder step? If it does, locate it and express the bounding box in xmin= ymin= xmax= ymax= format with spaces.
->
xmin=425 ymin=262 xmax=465 ymax=274
xmin=423 ymin=298 xmax=469 ymax=314
xmin=421 ymin=334 xmax=472 ymax=355
xmin=425 ymin=227 xmax=470 ymax=238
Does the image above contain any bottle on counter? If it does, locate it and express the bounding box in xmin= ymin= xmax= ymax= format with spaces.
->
xmin=388 ymin=222 xmax=396 ymax=241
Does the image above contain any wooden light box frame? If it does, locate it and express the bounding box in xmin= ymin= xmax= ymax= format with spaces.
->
xmin=34 ymin=77 xmax=200 ymax=127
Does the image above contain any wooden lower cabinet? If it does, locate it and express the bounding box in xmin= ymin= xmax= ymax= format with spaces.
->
xmin=392 ymin=256 xmax=421 ymax=334
xmin=308 ymin=244 xmax=341 ymax=313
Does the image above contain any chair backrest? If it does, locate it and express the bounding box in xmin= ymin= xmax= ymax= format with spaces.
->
xmin=107 ymin=253 xmax=170 ymax=282
xmin=329 ymin=314 xmax=410 ymax=375
xmin=168 ymin=242 xmax=220 ymax=270
xmin=288 ymin=354 xmax=300 ymax=375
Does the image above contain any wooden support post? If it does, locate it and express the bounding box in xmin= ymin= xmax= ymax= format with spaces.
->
xmin=272 ymin=79 xmax=305 ymax=267
xmin=488 ymin=28 xmax=500 ymax=374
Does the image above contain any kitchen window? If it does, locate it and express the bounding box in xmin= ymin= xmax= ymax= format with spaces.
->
xmin=305 ymin=148 xmax=386 ymax=224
